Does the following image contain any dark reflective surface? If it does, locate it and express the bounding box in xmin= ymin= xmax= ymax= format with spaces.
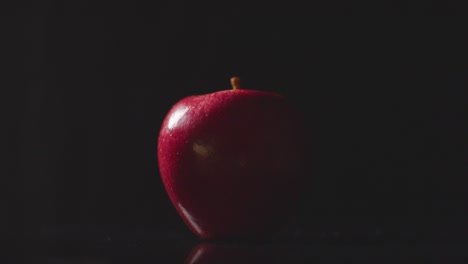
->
xmin=184 ymin=242 xmax=468 ymax=264
xmin=185 ymin=243 xmax=291 ymax=263
xmin=5 ymin=227 xmax=467 ymax=263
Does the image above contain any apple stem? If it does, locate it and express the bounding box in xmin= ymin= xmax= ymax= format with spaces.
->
xmin=230 ymin=77 xmax=241 ymax=90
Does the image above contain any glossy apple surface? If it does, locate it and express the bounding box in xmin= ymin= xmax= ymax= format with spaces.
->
xmin=158 ymin=78 xmax=307 ymax=240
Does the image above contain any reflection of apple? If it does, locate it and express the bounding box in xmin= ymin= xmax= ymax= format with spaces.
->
xmin=184 ymin=243 xmax=289 ymax=264
xmin=158 ymin=77 xmax=307 ymax=240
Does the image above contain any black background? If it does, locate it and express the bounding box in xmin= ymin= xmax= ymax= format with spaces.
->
xmin=2 ymin=0 xmax=467 ymax=251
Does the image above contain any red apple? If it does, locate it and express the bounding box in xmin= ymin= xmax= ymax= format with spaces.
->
xmin=157 ymin=77 xmax=307 ymax=240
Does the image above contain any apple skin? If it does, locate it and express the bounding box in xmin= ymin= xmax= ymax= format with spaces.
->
xmin=158 ymin=86 xmax=307 ymax=240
